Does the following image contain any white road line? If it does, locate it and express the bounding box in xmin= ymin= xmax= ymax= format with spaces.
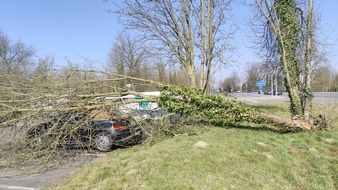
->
xmin=0 ymin=185 xmax=35 ymax=190
xmin=243 ymin=99 xmax=259 ymax=103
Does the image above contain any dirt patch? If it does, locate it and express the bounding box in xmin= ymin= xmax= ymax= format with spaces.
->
xmin=194 ymin=141 xmax=208 ymax=148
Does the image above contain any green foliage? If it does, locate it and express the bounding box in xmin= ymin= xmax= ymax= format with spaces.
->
xmin=275 ymin=0 xmax=303 ymax=116
xmin=156 ymin=83 xmax=265 ymax=126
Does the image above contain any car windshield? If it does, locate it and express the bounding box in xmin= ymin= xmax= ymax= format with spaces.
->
xmin=53 ymin=112 xmax=91 ymax=124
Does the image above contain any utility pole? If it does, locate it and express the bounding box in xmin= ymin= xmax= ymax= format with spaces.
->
xmin=275 ymin=72 xmax=278 ymax=96
xmin=271 ymin=74 xmax=273 ymax=95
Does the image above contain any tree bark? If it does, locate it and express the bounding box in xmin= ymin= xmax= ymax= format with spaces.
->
xmin=256 ymin=0 xmax=304 ymax=117
xmin=302 ymin=0 xmax=314 ymax=121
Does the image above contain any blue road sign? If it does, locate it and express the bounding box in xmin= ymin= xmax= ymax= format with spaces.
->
xmin=256 ymin=81 xmax=266 ymax=87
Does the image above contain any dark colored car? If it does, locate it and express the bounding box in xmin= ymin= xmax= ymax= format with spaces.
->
xmin=264 ymin=89 xmax=283 ymax=95
xmin=26 ymin=111 xmax=142 ymax=152
xmin=264 ymin=90 xmax=272 ymax=95
xmin=274 ymin=90 xmax=283 ymax=95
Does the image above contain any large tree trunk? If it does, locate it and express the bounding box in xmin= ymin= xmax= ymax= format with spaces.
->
xmin=202 ymin=0 xmax=214 ymax=95
xmin=302 ymin=0 xmax=314 ymax=121
xmin=264 ymin=114 xmax=314 ymax=131
xmin=276 ymin=0 xmax=303 ymax=117
xmin=186 ymin=63 xmax=196 ymax=88
xmin=199 ymin=0 xmax=206 ymax=91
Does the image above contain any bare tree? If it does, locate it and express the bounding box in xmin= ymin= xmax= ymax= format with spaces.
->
xmin=244 ymin=63 xmax=264 ymax=90
xmin=156 ymin=60 xmax=167 ymax=83
xmin=56 ymin=62 xmax=83 ymax=93
xmin=27 ymin=55 xmax=56 ymax=95
xmin=0 ymin=30 xmax=36 ymax=81
xmin=112 ymin=0 xmax=235 ymax=94
xmin=221 ymin=71 xmax=241 ymax=92
xmin=311 ymin=64 xmax=334 ymax=92
xmin=107 ymin=35 xmax=126 ymax=87
xmin=107 ymin=33 xmax=150 ymax=90
xmin=330 ymin=70 xmax=338 ymax=92
xmin=0 ymin=30 xmax=37 ymax=104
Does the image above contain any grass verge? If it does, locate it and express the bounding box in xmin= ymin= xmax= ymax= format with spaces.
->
xmin=47 ymin=103 xmax=337 ymax=190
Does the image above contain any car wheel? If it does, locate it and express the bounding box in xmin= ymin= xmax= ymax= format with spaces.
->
xmin=27 ymin=127 xmax=46 ymax=148
xmin=32 ymin=136 xmax=42 ymax=145
xmin=94 ymin=132 xmax=113 ymax=152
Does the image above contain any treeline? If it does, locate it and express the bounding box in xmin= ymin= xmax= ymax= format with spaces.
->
xmin=0 ymin=31 xmax=207 ymax=100
xmin=220 ymin=63 xmax=338 ymax=92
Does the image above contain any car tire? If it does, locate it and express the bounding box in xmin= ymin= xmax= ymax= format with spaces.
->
xmin=32 ymin=136 xmax=42 ymax=145
xmin=94 ymin=132 xmax=113 ymax=152
xmin=27 ymin=126 xmax=46 ymax=148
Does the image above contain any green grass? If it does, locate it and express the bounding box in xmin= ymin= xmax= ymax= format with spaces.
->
xmin=251 ymin=102 xmax=291 ymax=117
xmin=47 ymin=103 xmax=338 ymax=190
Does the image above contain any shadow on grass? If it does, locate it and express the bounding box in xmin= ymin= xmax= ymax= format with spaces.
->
xmin=223 ymin=123 xmax=295 ymax=134
xmin=250 ymin=104 xmax=289 ymax=113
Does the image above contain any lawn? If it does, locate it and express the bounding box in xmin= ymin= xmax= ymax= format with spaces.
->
xmin=47 ymin=103 xmax=338 ymax=190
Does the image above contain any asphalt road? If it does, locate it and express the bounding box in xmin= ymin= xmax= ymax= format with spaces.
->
xmin=0 ymin=153 xmax=106 ymax=190
xmin=0 ymin=166 xmax=81 ymax=190
xmin=235 ymin=92 xmax=338 ymax=103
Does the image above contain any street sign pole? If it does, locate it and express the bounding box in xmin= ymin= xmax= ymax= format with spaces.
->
xmin=256 ymin=81 xmax=266 ymax=94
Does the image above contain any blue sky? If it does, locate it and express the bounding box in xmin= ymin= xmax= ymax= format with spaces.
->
xmin=0 ymin=0 xmax=337 ymax=81
xmin=0 ymin=0 xmax=119 ymax=69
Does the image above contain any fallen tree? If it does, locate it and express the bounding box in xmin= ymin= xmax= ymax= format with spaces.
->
xmin=156 ymin=83 xmax=329 ymax=131
xmin=0 ymin=70 xmax=331 ymax=174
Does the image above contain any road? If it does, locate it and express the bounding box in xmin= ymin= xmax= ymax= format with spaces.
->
xmin=0 ymin=151 xmax=106 ymax=190
xmin=234 ymin=92 xmax=338 ymax=104
xmin=0 ymin=166 xmax=82 ymax=190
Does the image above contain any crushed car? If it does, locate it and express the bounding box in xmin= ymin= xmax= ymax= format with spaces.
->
xmin=118 ymin=101 xmax=180 ymax=123
xmin=26 ymin=111 xmax=142 ymax=152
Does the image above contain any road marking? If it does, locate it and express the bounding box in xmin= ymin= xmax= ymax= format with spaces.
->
xmin=0 ymin=185 xmax=35 ymax=190
xmin=242 ymin=99 xmax=259 ymax=103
